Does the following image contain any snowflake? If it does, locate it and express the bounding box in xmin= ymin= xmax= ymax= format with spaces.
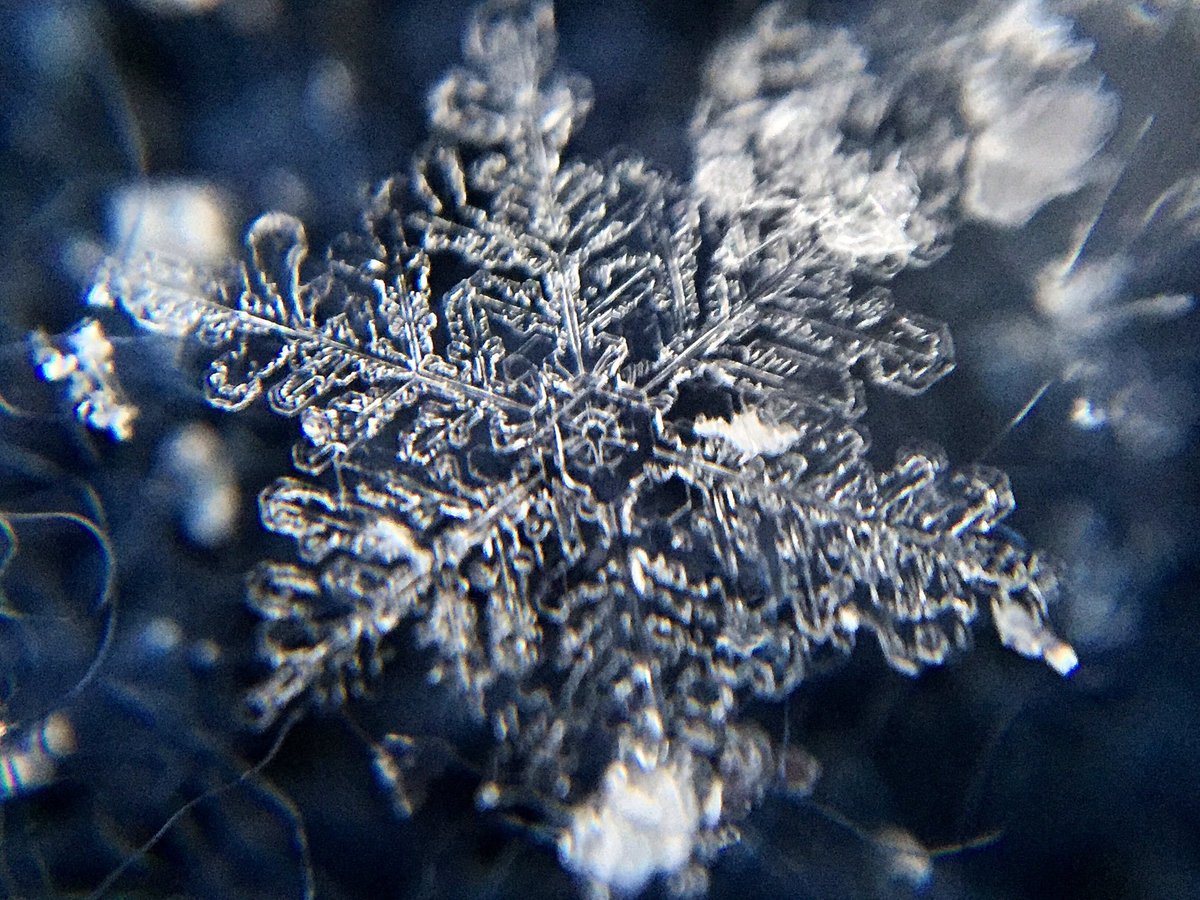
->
xmin=91 ymin=0 xmax=1075 ymax=892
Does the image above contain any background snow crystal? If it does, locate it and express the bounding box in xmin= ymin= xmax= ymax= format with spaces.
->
xmin=30 ymin=319 xmax=138 ymax=440
xmin=12 ymin=0 xmax=1197 ymax=897
xmin=560 ymin=750 xmax=706 ymax=894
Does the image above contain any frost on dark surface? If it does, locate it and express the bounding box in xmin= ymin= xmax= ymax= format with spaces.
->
xmin=87 ymin=0 xmax=1081 ymax=891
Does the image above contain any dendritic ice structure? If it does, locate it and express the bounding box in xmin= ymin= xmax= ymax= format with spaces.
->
xmin=91 ymin=0 xmax=1076 ymax=893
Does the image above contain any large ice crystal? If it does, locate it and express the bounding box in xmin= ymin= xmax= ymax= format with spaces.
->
xmin=91 ymin=0 xmax=1076 ymax=891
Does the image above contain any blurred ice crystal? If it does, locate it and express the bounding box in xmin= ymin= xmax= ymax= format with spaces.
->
xmin=1029 ymin=167 xmax=1198 ymax=456
xmin=85 ymin=0 xmax=1085 ymax=892
xmin=992 ymin=596 xmax=1079 ymax=676
xmin=873 ymin=827 xmax=933 ymax=889
xmin=0 ymin=713 xmax=77 ymax=800
xmin=560 ymin=749 xmax=706 ymax=895
xmin=692 ymin=6 xmax=949 ymax=275
xmin=304 ymin=58 xmax=358 ymax=132
xmin=962 ymin=80 xmax=1117 ymax=226
xmin=30 ymin=318 xmax=138 ymax=440
xmin=106 ymin=179 xmax=234 ymax=265
xmin=159 ymin=423 xmax=240 ymax=547
xmin=692 ymin=409 xmax=802 ymax=460
xmin=20 ymin=2 xmax=95 ymax=77
xmin=131 ymin=0 xmax=224 ymax=16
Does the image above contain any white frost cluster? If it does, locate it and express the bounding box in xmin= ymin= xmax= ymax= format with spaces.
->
xmin=30 ymin=319 xmax=138 ymax=440
xmin=560 ymin=750 xmax=716 ymax=895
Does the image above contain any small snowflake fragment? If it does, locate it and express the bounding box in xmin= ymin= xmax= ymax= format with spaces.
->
xmin=30 ymin=319 xmax=138 ymax=440
xmin=560 ymin=748 xmax=704 ymax=895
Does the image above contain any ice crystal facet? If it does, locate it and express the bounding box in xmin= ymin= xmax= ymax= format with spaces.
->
xmin=91 ymin=0 xmax=1075 ymax=890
